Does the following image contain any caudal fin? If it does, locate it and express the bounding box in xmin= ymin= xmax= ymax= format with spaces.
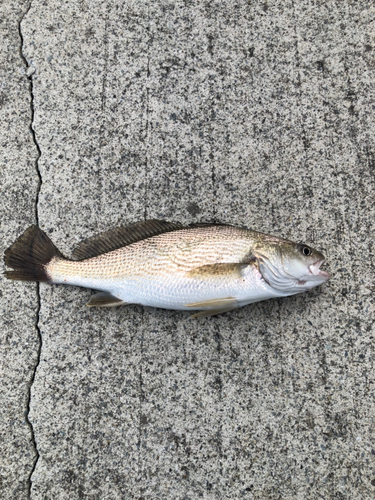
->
xmin=4 ymin=225 xmax=63 ymax=282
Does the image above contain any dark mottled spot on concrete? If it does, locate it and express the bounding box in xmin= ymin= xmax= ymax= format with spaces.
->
xmin=187 ymin=202 xmax=201 ymax=216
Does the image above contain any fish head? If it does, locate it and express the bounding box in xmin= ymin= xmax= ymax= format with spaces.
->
xmin=254 ymin=238 xmax=330 ymax=294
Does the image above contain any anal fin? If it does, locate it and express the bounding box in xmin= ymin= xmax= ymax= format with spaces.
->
xmin=86 ymin=292 xmax=126 ymax=307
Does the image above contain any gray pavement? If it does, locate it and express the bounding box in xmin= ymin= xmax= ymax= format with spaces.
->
xmin=1 ymin=0 xmax=374 ymax=499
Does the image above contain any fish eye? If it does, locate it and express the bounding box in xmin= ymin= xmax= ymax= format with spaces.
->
xmin=299 ymin=245 xmax=311 ymax=256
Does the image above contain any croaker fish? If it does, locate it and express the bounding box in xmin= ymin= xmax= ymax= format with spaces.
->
xmin=4 ymin=220 xmax=330 ymax=318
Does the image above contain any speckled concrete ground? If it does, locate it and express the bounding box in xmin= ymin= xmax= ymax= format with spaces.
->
xmin=1 ymin=1 xmax=374 ymax=499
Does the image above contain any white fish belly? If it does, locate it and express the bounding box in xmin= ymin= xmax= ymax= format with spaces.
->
xmin=61 ymin=265 xmax=285 ymax=310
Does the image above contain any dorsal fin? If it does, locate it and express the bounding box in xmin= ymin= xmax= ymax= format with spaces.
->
xmin=188 ymin=222 xmax=235 ymax=229
xmin=71 ymin=220 xmax=184 ymax=260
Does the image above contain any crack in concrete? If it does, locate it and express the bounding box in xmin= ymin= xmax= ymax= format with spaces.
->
xmin=143 ymin=18 xmax=151 ymax=221
xmin=213 ymin=328 xmax=223 ymax=484
xmin=291 ymin=0 xmax=310 ymax=158
xmin=206 ymin=34 xmax=217 ymax=222
xmin=18 ymin=2 xmax=42 ymax=498
xmin=144 ymin=83 xmax=149 ymax=221
xmin=138 ymin=15 xmax=151 ymax=493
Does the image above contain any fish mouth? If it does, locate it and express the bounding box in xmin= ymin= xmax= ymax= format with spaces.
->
xmin=308 ymin=260 xmax=330 ymax=279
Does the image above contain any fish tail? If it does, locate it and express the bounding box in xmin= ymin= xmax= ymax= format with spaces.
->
xmin=4 ymin=225 xmax=64 ymax=282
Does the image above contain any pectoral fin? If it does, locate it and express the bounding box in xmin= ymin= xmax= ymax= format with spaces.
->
xmin=185 ymin=297 xmax=238 ymax=308
xmin=186 ymin=263 xmax=247 ymax=279
xmin=86 ymin=292 xmax=126 ymax=307
xmin=190 ymin=306 xmax=237 ymax=318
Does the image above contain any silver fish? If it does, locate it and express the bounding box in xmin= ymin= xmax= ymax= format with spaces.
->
xmin=4 ymin=220 xmax=330 ymax=318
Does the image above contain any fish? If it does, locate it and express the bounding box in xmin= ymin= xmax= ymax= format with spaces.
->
xmin=3 ymin=220 xmax=330 ymax=318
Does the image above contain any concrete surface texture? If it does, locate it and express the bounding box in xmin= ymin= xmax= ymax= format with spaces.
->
xmin=1 ymin=0 xmax=374 ymax=498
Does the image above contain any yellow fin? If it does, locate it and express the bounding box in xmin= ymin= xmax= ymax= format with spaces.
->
xmin=190 ymin=306 xmax=237 ymax=318
xmin=86 ymin=292 xmax=126 ymax=307
xmin=185 ymin=297 xmax=237 ymax=308
xmin=186 ymin=263 xmax=246 ymax=279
